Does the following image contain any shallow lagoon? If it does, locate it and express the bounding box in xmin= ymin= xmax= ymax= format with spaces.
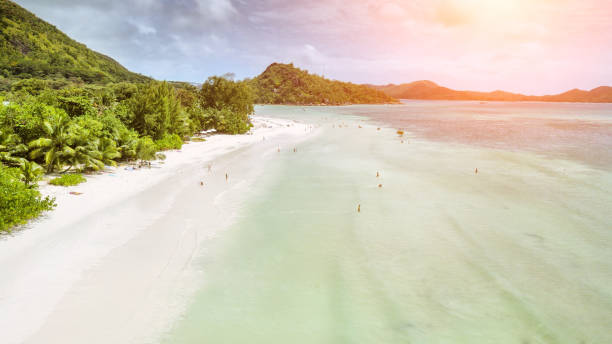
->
xmin=164 ymin=101 xmax=612 ymax=343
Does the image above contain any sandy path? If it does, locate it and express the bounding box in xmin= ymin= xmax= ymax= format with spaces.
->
xmin=0 ymin=116 xmax=314 ymax=344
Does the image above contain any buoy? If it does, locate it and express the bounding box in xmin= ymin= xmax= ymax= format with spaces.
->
xmin=378 ymin=184 xmax=382 ymax=188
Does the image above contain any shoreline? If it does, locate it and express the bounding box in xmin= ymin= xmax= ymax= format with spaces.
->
xmin=0 ymin=115 xmax=315 ymax=344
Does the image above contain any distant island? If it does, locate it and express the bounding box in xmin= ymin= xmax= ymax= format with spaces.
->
xmin=371 ymin=80 xmax=612 ymax=103
xmin=250 ymin=63 xmax=398 ymax=105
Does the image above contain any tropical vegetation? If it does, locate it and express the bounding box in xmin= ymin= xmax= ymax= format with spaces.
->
xmin=48 ymin=173 xmax=86 ymax=186
xmin=0 ymin=0 xmax=149 ymax=86
xmin=0 ymin=76 xmax=254 ymax=231
xmin=249 ymin=63 xmax=397 ymax=105
xmin=0 ymin=1 xmax=255 ymax=232
xmin=0 ymin=163 xmax=55 ymax=232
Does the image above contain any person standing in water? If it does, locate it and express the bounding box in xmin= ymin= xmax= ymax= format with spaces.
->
xmin=475 ymin=168 xmax=478 ymax=174
xmin=357 ymin=204 xmax=361 ymax=213
xmin=225 ymin=173 xmax=229 ymax=182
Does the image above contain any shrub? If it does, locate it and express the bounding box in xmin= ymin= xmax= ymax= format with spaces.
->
xmin=0 ymin=164 xmax=55 ymax=232
xmin=155 ymin=133 xmax=183 ymax=151
xmin=135 ymin=137 xmax=158 ymax=161
xmin=48 ymin=173 xmax=86 ymax=186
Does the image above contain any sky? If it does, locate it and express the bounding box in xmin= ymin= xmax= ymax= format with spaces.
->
xmin=14 ymin=0 xmax=612 ymax=95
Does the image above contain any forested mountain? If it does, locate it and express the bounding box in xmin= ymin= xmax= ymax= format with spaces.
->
xmin=0 ymin=0 xmax=150 ymax=87
xmin=373 ymin=81 xmax=612 ymax=103
xmin=250 ymin=63 xmax=397 ymax=105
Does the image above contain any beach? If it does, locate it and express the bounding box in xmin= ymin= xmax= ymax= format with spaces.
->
xmin=0 ymin=116 xmax=313 ymax=344
xmin=1 ymin=102 xmax=611 ymax=344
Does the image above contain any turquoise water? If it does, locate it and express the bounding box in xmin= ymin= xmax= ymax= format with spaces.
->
xmin=164 ymin=102 xmax=612 ymax=343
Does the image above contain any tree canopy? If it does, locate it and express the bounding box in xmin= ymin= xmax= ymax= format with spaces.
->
xmin=250 ymin=63 xmax=398 ymax=105
xmin=0 ymin=0 xmax=150 ymax=86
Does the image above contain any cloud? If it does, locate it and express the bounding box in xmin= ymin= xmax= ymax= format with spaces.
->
xmin=12 ymin=0 xmax=612 ymax=93
xmin=199 ymin=0 xmax=237 ymax=21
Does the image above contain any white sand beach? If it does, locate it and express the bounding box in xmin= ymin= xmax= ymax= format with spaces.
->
xmin=0 ymin=116 xmax=313 ymax=344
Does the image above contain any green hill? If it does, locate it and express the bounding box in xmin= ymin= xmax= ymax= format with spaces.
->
xmin=0 ymin=0 xmax=149 ymax=85
xmin=251 ymin=63 xmax=397 ymax=105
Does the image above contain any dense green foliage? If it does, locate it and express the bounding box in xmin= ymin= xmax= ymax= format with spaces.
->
xmin=0 ymin=164 xmax=55 ymax=232
xmin=200 ymin=76 xmax=254 ymax=134
xmin=127 ymin=81 xmax=187 ymax=139
xmin=0 ymin=77 xmax=253 ymax=231
xmin=0 ymin=1 xmax=254 ymax=231
xmin=48 ymin=173 xmax=86 ymax=186
xmin=155 ymin=133 xmax=183 ymax=151
xmin=0 ymin=77 xmax=253 ymax=172
xmin=250 ymin=63 xmax=397 ymax=105
xmin=0 ymin=0 xmax=150 ymax=86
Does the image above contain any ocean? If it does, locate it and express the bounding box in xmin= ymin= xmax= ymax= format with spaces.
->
xmin=163 ymin=101 xmax=612 ymax=343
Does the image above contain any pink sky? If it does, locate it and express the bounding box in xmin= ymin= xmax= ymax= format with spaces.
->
xmin=275 ymin=0 xmax=612 ymax=95
xmin=18 ymin=0 xmax=612 ymax=94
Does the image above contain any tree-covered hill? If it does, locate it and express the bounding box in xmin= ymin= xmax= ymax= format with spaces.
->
xmin=250 ymin=63 xmax=398 ymax=105
xmin=0 ymin=0 xmax=150 ymax=86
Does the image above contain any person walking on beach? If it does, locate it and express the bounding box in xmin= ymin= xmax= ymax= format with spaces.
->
xmin=357 ymin=204 xmax=361 ymax=213
xmin=475 ymin=168 xmax=478 ymax=174
xmin=225 ymin=173 xmax=229 ymax=182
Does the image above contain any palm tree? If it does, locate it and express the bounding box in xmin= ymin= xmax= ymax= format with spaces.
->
xmin=0 ymin=129 xmax=27 ymax=166
xmin=116 ymin=130 xmax=139 ymax=161
xmin=18 ymin=161 xmax=44 ymax=188
xmin=28 ymin=114 xmax=73 ymax=173
xmin=63 ymin=141 xmax=104 ymax=172
xmin=98 ymin=138 xmax=121 ymax=166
